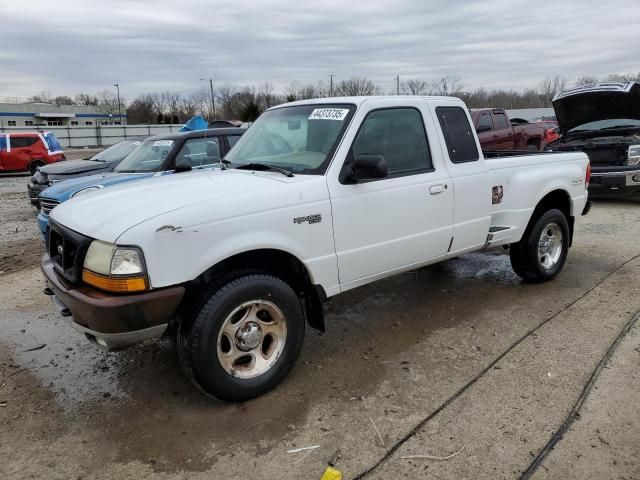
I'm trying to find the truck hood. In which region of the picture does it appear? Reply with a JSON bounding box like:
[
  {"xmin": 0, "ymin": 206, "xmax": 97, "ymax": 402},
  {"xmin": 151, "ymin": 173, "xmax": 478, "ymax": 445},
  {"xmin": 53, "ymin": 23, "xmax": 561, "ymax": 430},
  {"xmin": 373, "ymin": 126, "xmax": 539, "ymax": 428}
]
[
  {"xmin": 50, "ymin": 169, "xmax": 304, "ymax": 243},
  {"xmin": 40, "ymin": 159, "xmax": 112, "ymax": 176},
  {"xmin": 552, "ymin": 82, "xmax": 640, "ymax": 134},
  {"xmin": 40, "ymin": 172, "xmax": 156, "ymax": 202}
]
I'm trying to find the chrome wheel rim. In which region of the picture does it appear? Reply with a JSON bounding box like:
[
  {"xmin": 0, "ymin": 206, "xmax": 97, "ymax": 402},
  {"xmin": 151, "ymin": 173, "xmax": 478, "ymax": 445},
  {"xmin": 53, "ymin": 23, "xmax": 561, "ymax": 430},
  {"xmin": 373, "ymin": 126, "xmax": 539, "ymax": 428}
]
[
  {"xmin": 217, "ymin": 300, "xmax": 287, "ymax": 379},
  {"xmin": 538, "ymin": 222, "xmax": 563, "ymax": 270}
]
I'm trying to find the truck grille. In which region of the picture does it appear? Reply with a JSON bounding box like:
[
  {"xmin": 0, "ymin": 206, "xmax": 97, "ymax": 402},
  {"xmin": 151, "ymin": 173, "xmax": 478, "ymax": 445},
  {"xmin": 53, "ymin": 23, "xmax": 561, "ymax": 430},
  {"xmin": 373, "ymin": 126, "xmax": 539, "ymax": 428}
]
[
  {"xmin": 46, "ymin": 219, "xmax": 92, "ymax": 283},
  {"xmin": 583, "ymin": 146, "xmax": 626, "ymax": 166},
  {"xmin": 39, "ymin": 198, "xmax": 60, "ymax": 216}
]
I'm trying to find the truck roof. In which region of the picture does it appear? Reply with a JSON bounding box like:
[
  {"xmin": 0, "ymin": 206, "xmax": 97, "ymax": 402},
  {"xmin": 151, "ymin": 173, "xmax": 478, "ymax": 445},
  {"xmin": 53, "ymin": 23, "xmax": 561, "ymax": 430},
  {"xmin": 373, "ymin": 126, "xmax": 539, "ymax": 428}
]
[
  {"xmin": 274, "ymin": 95, "xmax": 462, "ymax": 109},
  {"xmin": 146, "ymin": 127, "xmax": 246, "ymax": 141}
]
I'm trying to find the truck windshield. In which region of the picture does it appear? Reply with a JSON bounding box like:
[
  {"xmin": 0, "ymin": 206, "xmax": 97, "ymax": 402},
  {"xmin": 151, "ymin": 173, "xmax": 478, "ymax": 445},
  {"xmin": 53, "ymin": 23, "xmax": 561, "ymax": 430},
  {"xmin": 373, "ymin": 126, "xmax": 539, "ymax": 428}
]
[
  {"xmin": 224, "ymin": 104, "xmax": 355, "ymax": 175},
  {"xmin": 115, "ymin": 139, "xmax": 175, "ymax": 173},
  {"xmin": 92, "ymin": 139, "xmax": 142, "ymax": 163}
]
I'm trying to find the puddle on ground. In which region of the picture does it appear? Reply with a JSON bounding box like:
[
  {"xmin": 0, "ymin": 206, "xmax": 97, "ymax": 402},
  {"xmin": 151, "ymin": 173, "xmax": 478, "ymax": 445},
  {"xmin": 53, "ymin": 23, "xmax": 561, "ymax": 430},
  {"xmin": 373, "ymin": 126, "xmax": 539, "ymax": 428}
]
[{"xmin": 0, "ymin": 251, "xmax": 581, "ymax": 473}]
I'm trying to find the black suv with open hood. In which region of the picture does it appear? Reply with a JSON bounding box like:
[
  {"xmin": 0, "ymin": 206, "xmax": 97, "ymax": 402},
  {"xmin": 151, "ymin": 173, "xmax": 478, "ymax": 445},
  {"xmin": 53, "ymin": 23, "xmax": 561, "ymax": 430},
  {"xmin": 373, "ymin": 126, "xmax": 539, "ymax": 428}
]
[{"xmin": 546, "ymin": 82, "xmax": 640, "ymax": 197}]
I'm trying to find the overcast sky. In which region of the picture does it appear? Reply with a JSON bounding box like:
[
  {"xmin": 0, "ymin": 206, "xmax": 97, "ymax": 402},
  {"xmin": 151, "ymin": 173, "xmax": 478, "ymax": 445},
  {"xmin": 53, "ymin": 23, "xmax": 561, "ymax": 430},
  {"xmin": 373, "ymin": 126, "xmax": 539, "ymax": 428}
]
[{"xmin": 1, "ymin": 0, "xmax": 639, "ymax": 101}]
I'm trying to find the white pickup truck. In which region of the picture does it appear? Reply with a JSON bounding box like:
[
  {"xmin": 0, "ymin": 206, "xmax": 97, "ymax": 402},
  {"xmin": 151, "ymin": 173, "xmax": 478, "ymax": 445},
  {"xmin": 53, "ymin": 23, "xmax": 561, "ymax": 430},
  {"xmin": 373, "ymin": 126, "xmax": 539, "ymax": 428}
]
[{"xmin": 42, "ymin": 96, "xmax": 590, "ymax": 401}]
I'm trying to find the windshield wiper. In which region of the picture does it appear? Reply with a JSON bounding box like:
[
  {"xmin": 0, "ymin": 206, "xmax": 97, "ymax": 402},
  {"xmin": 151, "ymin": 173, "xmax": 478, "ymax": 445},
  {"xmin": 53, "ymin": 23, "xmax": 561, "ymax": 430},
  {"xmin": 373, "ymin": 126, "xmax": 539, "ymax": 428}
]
[{"xmin": 232, "ymin": 162, "xmax": 294, "ymax": 177}]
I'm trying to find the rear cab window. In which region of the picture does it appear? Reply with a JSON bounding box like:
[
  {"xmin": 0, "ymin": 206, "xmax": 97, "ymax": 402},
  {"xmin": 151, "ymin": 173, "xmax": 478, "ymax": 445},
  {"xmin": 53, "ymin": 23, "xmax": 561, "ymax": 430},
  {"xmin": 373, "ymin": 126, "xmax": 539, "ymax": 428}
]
[{"xmin": 435, "ymin": 106, "xmax": 480, "ymax": 163}]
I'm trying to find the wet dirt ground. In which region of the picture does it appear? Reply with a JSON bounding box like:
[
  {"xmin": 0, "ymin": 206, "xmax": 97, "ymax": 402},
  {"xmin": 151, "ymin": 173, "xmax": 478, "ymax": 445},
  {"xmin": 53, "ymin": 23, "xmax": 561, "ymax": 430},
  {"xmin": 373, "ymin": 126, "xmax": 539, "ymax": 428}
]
[{"xmin": 1, "ymin": 167, "xmax": 639, "ymax": 479}]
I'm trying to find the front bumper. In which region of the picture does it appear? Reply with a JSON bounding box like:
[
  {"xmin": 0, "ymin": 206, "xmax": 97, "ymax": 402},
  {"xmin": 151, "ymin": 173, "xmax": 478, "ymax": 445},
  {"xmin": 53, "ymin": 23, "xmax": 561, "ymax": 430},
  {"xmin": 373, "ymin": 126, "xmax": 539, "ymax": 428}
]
[
  {"xmin": 37, "ymin": 211, "xmax": 48, "ymax": 239},
  {"xmin": 589, "ymin": 166, "xmax": 640, "ymax": 197},
  {"xmin": 42, "ymin": 256, "xmax": 185, "ymax": 351},
  {"xmin": 27, "ymin": 182, "xmax": 46, "ymax": 204}
]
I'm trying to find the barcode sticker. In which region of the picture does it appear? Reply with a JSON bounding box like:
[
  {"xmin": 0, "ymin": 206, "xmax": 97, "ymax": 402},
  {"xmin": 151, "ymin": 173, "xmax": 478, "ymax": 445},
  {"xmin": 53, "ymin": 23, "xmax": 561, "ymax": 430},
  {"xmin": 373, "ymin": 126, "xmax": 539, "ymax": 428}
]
[
  {"xmin": 308, "ymin": 108, "xmax": 350, "ymax": 121},
  {"xmin": 152, "ymin": 140, "xmax": 174, "ymax": 147}
]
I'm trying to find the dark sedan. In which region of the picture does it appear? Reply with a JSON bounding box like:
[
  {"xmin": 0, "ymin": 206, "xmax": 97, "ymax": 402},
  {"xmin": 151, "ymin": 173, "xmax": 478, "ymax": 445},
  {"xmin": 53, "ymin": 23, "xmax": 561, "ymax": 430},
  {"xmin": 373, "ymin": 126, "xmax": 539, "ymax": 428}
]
[{"xmin": 27, "ymin": 138, "xmax": 144, "ymax": 206}]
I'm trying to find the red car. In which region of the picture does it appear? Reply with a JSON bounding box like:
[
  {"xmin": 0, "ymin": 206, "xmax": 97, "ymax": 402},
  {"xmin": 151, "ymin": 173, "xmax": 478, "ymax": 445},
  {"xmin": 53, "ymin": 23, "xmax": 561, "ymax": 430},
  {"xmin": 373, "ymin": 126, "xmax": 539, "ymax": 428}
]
[
  {"xmin": 535, "ymin": 121, "xmax": 560, "ymax": 144},
  {"xmin": 0, "ymin": 132, "xmax": 65, "ymax": 174}
]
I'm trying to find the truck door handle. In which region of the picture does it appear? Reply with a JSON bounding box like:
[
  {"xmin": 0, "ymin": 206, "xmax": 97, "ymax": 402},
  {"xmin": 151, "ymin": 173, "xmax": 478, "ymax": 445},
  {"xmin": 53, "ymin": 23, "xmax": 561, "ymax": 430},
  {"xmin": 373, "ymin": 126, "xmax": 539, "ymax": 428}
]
[{"xmin": 429, "ymin": 184, "xmax": 446, "ymax": 195}]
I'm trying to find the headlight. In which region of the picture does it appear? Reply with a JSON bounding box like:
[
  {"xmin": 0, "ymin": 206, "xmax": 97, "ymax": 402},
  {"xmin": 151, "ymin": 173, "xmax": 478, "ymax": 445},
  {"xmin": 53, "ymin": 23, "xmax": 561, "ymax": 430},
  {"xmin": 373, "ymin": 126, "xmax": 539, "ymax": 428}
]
[
  {"xmin": 82, "ymin": 240, "xmax": 148, "ymax": 293},
  {"xmin": 628, "ymin": 145, "xmax": 640, "ymax": 166},
  {"xmin": 71, "ymin": 186, "xmax": 101, "ymax": 198}
]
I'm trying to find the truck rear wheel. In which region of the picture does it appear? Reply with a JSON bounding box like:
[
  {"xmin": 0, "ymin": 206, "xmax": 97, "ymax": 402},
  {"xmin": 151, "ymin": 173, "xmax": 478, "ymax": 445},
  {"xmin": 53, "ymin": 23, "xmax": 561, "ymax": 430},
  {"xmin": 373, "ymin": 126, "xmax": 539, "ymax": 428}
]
[
  {"xmin": 178, "ymin": 274, "xmax": 305, "ymax": 401},
  {"xmin": 509, "ymin": 208, "xmax": 570, "ymax": 283}
]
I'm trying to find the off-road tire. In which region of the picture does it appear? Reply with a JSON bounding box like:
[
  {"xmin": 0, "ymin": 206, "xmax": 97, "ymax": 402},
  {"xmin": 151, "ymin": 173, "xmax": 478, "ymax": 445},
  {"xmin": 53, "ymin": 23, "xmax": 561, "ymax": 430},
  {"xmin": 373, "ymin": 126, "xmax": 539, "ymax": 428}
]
[
  {"xmin": 177, "ymin": 274, "xmax": 305, "ymax": 402},
  {"xmin": 510, "ymin": 208, "xmax": 570, "ymax": 283}
]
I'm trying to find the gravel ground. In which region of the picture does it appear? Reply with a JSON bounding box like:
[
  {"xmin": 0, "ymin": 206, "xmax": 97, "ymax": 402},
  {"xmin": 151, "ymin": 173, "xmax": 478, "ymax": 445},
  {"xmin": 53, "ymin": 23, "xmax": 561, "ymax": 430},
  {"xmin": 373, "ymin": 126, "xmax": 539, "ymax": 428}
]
[
  {"xmin": 0, "ymin": 149, "xmax": 101, "ymax": 275},
  {"xmin": 0, "ymin": 172, "xmax": 639, "ymax": 479}
]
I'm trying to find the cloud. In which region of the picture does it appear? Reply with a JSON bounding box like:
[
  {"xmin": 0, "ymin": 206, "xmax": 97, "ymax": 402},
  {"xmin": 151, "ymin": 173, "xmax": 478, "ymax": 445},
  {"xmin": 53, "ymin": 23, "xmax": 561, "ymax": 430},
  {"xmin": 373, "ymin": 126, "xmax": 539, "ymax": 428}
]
[{"xmin": 1, "ymin": 0, "xmax": 638, "ymax": 99}]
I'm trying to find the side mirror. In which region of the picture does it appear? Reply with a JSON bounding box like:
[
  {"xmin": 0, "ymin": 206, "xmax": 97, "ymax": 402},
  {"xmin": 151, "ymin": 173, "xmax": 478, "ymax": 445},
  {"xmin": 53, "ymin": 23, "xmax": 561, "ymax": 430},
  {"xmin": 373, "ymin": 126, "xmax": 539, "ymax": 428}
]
[
  {"xmin": 349, "ymin": 154, "xmax": 388, "ymax": 182},
  {"xmin": 174, "ymin": 157, "xmax": 192, "ymax": 173},
  {"xmin": 476, "ymin": 124, "xmax": 492, "ymax": 133}
]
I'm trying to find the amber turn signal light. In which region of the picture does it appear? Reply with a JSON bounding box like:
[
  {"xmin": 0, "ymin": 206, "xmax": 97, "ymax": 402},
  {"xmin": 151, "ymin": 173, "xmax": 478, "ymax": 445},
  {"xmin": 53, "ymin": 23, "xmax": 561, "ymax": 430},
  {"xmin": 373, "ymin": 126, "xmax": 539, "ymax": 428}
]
[{"xmin": 82, "ymin": 269, "xmax": 148, "ymax": 293}]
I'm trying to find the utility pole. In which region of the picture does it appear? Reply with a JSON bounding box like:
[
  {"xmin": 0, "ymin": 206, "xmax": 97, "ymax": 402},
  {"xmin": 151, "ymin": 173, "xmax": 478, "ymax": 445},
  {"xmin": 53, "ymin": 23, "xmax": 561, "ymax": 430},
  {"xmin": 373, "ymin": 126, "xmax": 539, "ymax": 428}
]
[
  {"xmin": 329, "ymin": 74, "xmax": 335, "ymax": 97},
  {"xmin": 396, "ymin": 75, "xmax": 400, "ymax": 95},
  {"xmin": 113, "ymin": 83, "xmax": 122, "ymax": 124},
  {"xmin": 201, "ymin": 67, "xmax": 218, "ymax": 120}
]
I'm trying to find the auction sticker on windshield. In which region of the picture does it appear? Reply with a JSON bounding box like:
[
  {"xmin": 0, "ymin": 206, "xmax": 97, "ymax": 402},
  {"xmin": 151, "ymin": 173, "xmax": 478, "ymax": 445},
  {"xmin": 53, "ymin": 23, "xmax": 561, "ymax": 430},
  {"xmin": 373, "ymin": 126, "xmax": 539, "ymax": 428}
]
[
  {"xmin": 152, "ymin": 140, "xmax": 174, "ymax": 147},
  {"xmin": 308, "ymin": 108, "xmax": 350, "ymax": 121}
]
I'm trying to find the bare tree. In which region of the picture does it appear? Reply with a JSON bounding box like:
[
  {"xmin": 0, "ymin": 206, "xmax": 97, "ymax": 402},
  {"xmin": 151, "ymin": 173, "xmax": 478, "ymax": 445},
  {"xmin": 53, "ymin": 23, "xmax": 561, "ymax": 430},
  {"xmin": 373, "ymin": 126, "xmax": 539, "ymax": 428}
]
[
  {"xmin": 74, "ymin": 93, "xmax": 99, "ymax": 106},
  {"xmin": 537, "ymin": 76, "xmax": 568, "ymax": 104},
  {"xmin": 95, "ymin": 90, "xmax": 123, "ymax": 116},
  {"xmin": 126, "ymin": 94, "xmax": 155, "ymax": 124},
  {"xmin": 30, "ymin": 91, "xmax": 52, "ymax": 103},
  {"xmin": 400, "ymin": 79, "xmax": 428, "ymax": 95},
  {"xmin": 53, "ymin": 95, "xmax": 74, "ymax": 106},
  {"xmin": 605, "ymin": 72, "xmax": 640, "ymax": 82},
  {"xmin": 257, "ymin": 82, "xmax": 277, "ymax": 109},
  {"xmin": 216, "ymin": 84, "xmax": 238, "ymax": 119},
  {"xmin": 334, "ymin": 77, "xmax": 380, "ymax": 96},
  {"xmin": 575, "ymin": 76, "xmax": 599, "ymax": 87},
  {"xmin": 429, "ymin": 76, "xmax": 464, "ymax": 96}
]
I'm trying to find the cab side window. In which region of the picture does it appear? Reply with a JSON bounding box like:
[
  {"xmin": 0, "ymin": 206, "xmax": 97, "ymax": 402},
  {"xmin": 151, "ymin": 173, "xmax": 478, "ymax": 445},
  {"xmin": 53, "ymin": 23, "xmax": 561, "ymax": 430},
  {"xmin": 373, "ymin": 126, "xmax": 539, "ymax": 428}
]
[
  {"xmin": 494, "ymin": 112, "xmax": 509, "ymax": 130},
  {"xmin": 351, "ymin": 108, "xmax": 432, "ymax": 176},
  {"xmin": 436, "ymin": 106, "xmax": 480, "ymax": 163},
  {"xmin": 10, "ymin": 136, "xmax": 39, "ymax": 148},
  {"xmin": 477, "ymin": 112, "xmax": 493, "ymax": 131},
  {"xmin": 175, "ymin": 137, "xmax": 221, "ymax": 168}
]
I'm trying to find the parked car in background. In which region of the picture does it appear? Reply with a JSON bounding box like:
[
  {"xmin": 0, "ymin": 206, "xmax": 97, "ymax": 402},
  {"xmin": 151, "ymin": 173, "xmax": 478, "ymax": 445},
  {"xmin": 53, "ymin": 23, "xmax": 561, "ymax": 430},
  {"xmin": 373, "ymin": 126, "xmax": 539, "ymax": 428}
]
[
  {"xmin": 470, "ymin": 108, "xmax": 546, "ymax": 151},
  {"xmin": 536, "ymin": 121, "xmax": 560, "ymax": 144},
  {"xmin": 41, "ymin": 96, "xmax": 589, "ymax": 401},
  {"xmin": 546, "ymin": 82, "xmax": 640, "ymax": 197},
  {"xmin": 208, "ymin": 120, "xmax": 243, "ymax": 128},
  {"xmin": 36, "ymin": 127, "xmax": 246, "ymax": 236},
  {"xmin": 0, "ymin": 132, "xmax": 65, "ymax": 174},
  {"xmin": 27, "ymin": 139, "xmax": 144, "ymax": 206}
]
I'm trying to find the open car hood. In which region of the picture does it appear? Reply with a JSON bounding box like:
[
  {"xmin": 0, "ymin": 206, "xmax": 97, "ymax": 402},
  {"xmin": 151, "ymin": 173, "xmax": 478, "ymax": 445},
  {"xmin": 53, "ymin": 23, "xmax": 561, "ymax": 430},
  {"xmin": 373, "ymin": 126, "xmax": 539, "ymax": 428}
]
[{"xmin": 552, "ymin": 82, "xmax": 640, "ymax": 134}]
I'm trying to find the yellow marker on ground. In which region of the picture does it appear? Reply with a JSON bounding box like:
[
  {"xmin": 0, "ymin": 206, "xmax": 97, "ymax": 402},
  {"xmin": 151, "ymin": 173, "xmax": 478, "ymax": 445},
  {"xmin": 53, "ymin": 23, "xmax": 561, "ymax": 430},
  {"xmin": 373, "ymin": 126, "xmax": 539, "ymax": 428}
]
[{"xmin": 320, "ymin": 466, "xmax": 342, "ymax": 480}]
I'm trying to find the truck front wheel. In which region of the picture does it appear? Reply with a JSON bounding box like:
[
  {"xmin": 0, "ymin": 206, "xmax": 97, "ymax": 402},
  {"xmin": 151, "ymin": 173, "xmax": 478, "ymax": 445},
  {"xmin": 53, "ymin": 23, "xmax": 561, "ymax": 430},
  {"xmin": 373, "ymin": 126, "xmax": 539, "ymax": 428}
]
[
  {"xmin": 178, "ymin": 274, "xmax": 305, "ymax": 401},
  {"xmin": 509, "ymin": 208, "xmax": 570, "ymax": 283}
]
